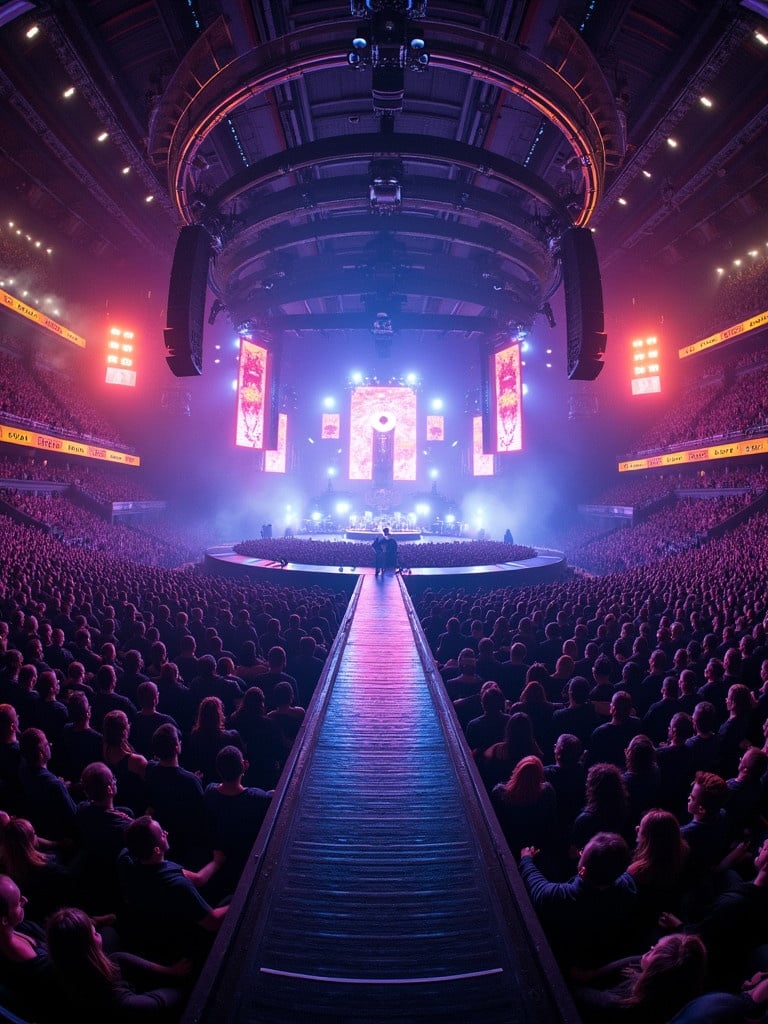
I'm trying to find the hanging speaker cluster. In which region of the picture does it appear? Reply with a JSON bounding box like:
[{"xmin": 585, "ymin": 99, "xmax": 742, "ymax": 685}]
[
  {"xmin": 163, "ymin": 225, "xmax": 211, "ymax": 377},
  {"xmin": 560, "ymin": 226, "xmax": 607, "ymax": 381}
]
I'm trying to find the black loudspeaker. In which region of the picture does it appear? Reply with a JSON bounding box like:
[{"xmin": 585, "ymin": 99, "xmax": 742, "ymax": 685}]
[
  {"xmin": 560, "ymin": 226, "xmax": 607, "ymax": 380},
  {"xmin": 164, "ymin": 225, "xmax": 211, "ymax": 376}
]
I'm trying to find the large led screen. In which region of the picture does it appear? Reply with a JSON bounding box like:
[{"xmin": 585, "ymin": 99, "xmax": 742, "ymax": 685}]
[
  {"xmin": 472, "ymin": 416, "xmax": 494, "ymax": 476},
  {"xmin": 349, "ymin": 386, "xmax": 417, "ymax": 481},
  {"xmin": 493, "ymin": 342, "xmax": 522, "ymax": 452},
  {"xmin": 235, "ymin": 339, "xmax": 269, "ymax": 449},
  {"xmin": 265, "ymin": 413, "xmax": 288, "ymax": 473}
]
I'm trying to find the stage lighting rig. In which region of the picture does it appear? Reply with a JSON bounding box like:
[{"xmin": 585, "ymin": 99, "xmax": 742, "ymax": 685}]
[
  {"xmin": 350, "ymin": 1, "xmax": 427, "ymax": 17},
  {"xmin": 369, "ymin": 159, "xmax": 403, "ymax": 213},
  {"xmin": 370, "ymin": 312, "xmax": 393, "ymax": 358},
  {"xmin": 347, "ymin": 1, "xmax": 430, "ymax": 115}
]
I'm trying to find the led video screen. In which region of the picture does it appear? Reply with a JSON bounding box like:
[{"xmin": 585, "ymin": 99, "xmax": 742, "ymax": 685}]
[
  {"xmin": 235, "ymin": 339, "xmax": 269, "ymax": 449},
  {"xmin": 492, "ymin": 342, "xmax": 523, "ymax": 452},
  {"xmin": 349, "ymin": 385, "xmax": 417, "ymax": 481}
]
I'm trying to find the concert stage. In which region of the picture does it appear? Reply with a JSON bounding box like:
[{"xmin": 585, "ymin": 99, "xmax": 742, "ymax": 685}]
[
  {"xmin": 204, "ymin": 538, "xmax": 567, "ymax": 593},
  {"xmin": 345, "ymin": 529, "xmax": 421, "ymax": 541}
]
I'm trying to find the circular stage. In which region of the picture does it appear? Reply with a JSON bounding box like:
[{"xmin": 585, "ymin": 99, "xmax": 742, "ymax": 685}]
[
  {"xmin": 204, "ymin": 537, "xmax": 567, "ymax": 594},
  {"xmin": 345, "ymin": 530, "xmax": 421, "ymax": 542}
]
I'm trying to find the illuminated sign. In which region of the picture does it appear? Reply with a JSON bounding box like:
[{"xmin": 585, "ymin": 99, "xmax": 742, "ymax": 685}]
[
  {"xmin": 321, "ymin": 413, "xmax": 340, "ymax": 439},
  {"xmin": 0, "ymin": 420, "xmax": 140, "ymax": 465},
  {"xmin": 235, "ymin": 339, "xmax": 269, "ymax": 449},
  {"xmin": 618, "ymin": 434, "xmax": 768, "ymax": 472},
  {"xmin": 106, "ymin": 327, "xmax": 135, "ymax": 386},
  {"xmin": 492, "ymin": 343, "xmax": 523, "ymax": 452},
  {"xmin": 426, "ymin": 415, "xmax": 444, "ymax": 441},
  {"xmin": 265, "ymin": 413, "xmax": 288, "ymax": 473},
  {"xmin": 349, "ymin": 386, "xmax": 417, "ymax": 481},
  {"xmin": 679, "ymin": 309, "xmax": 768, "ymax": 359},
  {"xmin": 631, "ymin": 375, "xmax": 661, "ymax": 395},
  {"xmin": 472, "ymin": 415, "xmax": 494, "ymax": 476},
  {"xmin": 105, "ymin": 367, "xmax": 137, "ymax": 387},
  {"xmin": 0, "ymin": 287, "xmax": 86, "ymax": 347},
  {"xmin": 630, "ymin": 336, "xmax": 662, "ymax": 394}
]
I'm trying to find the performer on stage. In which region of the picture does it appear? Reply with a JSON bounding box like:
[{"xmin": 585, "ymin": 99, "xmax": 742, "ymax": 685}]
[{"xmin": 373, "ymin": 527, "xmax": 398, "ymax": 576}]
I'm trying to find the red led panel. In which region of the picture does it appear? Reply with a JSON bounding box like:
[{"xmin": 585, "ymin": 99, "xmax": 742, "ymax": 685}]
[
  {"xmin": 493, "ymin": 343, "xmax": 522, "ymax": 452},
  {"xmin": 235, "ymin": 339, "xmax": 269, "ymax": 449}
]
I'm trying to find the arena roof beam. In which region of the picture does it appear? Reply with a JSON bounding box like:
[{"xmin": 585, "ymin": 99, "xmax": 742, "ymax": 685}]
[{"xmin": 148, "ymin": 20, "xmax": 622, "ymax": 229}]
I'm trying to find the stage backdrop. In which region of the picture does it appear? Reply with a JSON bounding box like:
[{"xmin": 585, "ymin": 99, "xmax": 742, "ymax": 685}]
[{"xmin": 349, "ymin": 385, "xmax": 417, "ymax": 481}]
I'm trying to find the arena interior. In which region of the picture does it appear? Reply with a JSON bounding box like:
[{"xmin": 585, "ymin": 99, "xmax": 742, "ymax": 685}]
[{"xmin": 1, "ymin": 2, "xmax": 768, "ymax": 1022}]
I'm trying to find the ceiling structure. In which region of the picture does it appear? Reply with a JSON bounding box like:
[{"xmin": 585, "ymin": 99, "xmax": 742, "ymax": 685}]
[{"xmin": 1, "ymin": 0, "xmax": 768, "ymax": 372}]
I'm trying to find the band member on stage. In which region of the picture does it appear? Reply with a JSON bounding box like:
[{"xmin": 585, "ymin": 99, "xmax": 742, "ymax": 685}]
[{"xmin": 373, "ymin": 527, "xmax": 398, "ymax": 576}]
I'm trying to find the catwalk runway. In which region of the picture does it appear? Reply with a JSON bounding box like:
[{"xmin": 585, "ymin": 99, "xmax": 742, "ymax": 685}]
[{"xmin": 183, "ymin": 573, "xmax": 578, "ymax": 1024}]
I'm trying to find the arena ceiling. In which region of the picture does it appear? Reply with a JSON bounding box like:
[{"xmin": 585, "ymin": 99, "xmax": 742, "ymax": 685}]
[{"xmin": 1, "ymin": 0, "xmax": 768, "ymax": 356}]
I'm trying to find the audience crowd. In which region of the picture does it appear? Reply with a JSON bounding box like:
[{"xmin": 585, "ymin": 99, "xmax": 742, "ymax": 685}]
[
  {"xmin": 631, "ymin": 359, "xmax": 768, "ymax": 455},
  {"xmin": 0, "ymin": 513, "xmax": 353, "ymax": 1021},
  {"xmin": 234, "ymin": 536, "xmax": 536, "ymax": 568},
  {"xmin": 0, "ymin": 492, "xmax": 194, "ymax": 569},
  {"xmin": 410, "ymin": 499, "xmax": 768, "ymax": 1020},
  {"xmin": 690, "ymin": 254, "xmax": 768, "ymax": 343},
  {"xmin": 565, "ymin": 492, "xmax": 762, "ymax": 575},
  {"xmin": 0, "ymin": 467, "xmax": 768, "ymax": 1018},
  {"xmin": 2, "ymin": 262, "xmax": 768, "ymax": 1019},
  {"xmin": 0, "ymin": 346, "xmax": 125, "ymax": 450},
  {"xmin": 592, "ymin": 464, "xmax": 766, "ymax": 509},
  {"xmin": 0, "ymin": 232, "xmax": 61, "ymax": 294}
]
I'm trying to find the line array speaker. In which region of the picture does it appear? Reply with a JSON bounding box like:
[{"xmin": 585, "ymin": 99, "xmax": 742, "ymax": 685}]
[
  {"xmin": 164, "ymin": 225, "xmax": 211, "ymax": 377},
  {"xmin": 560, "ymin": 226, "xmax": 607, "ymax": 381}
]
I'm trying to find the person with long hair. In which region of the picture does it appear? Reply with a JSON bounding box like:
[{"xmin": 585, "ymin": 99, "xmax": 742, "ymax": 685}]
[
  {"xmin": 183, "ymin": 696, "xmax": 243, "ymax": 787},
  {"xmin": 622, "ymin": 734, "xmax": 662, "ymax": 827},
  {"xmin": 491, "ymin": 755, "xmax": 556, "ymax": 857},
  {"xmin": 506, "ymin": 676, "xmax": 560, "ymax": 760},
  {"xmin": 0, "ymin": 874, "xmax": 53, "ymax": 1023},
  {"xmin": 0, "ymin": 816, "xmax": 76, "ymax": 924},
  {"xmin": 46, "ymin": 905, "xmax": 190, "ymax": 1022},
  {"xmin": 102, "ymin": 709, "xmax": 148, "ymax": 817},
  {"xmin": 480, "ymin": 712, "xmax": 543, "ymax": 791},
  {"xmin": 572, "ymin": 933, "xmax": 707, "ymax": 1023},
  {"xmin": 571, "ymin": 762, "xmax": 632, "ymax": 858},
  {"xmin": 628, "ymin": 808, "xmax": 691, "ymax": 941}
]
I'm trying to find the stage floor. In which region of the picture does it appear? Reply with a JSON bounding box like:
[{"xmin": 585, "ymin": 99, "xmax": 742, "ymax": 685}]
[{"xmin": 205, "ymin": 536, "xmax": 565, "ymax": 579}]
